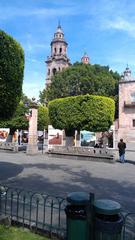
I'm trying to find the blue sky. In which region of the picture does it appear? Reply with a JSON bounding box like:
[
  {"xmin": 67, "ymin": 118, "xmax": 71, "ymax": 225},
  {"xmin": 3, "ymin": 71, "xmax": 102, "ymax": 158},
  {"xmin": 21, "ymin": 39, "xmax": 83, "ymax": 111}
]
[{"xmin": 1, "ymin": 0, "xmax": 135, "ymax": 99}]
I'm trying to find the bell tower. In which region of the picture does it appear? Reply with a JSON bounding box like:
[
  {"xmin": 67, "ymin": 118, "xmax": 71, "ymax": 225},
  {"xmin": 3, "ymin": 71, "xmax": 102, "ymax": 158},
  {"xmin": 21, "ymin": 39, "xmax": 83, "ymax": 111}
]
[{"xmin": 45, "ymin": 23, "xmax": 70, "ymax": 87}]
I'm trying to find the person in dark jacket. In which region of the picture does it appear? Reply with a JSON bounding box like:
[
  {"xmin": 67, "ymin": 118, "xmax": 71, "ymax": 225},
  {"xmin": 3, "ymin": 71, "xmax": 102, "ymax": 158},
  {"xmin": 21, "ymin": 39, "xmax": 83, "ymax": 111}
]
[{"xmin": 118, "ymin": 139, "xmax": 126, "ymax": 163}]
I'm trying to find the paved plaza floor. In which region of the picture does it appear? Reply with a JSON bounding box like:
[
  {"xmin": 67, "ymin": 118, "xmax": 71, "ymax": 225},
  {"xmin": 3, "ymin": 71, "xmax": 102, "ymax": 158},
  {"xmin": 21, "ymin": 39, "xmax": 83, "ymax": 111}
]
[{"xmin": 0, "ymin": 151, "xmax": 134, "ymax": 213}]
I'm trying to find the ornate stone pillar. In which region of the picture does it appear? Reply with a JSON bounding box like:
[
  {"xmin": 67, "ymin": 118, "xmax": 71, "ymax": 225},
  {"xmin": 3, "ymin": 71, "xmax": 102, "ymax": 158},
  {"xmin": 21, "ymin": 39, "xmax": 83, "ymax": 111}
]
[{"xmin": 27, "ymin": 101, "xmax": 38, "ymax": 155}]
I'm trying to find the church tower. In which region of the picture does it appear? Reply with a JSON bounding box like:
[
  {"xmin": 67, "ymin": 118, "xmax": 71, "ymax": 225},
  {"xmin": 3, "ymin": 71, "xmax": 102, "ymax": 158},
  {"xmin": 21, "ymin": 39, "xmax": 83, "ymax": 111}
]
[
  {"xmin": 81, "ymin": 52, "xmax": 90, "ymax": 64},
  {"xmin": 45, "ymin": 23, "xmax": 70, "ymax": 87}
]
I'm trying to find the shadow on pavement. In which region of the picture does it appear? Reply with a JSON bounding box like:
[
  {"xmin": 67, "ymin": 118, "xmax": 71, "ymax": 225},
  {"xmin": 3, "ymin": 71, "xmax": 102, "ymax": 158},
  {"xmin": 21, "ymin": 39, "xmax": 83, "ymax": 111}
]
[
  {"xmin": 116, "ymin": 159, "xmax": 135, "ymax": 165},
  {"xmin": 3, "ymin": 162, "xmax": 135, "ymax": 213},
  {"xmin": 0, "ymin": 162, "xmax": 23, "ymax": 180},
  {"xmin": 126, "ymin": 160, "xmax": 135, "ymax": 165}
]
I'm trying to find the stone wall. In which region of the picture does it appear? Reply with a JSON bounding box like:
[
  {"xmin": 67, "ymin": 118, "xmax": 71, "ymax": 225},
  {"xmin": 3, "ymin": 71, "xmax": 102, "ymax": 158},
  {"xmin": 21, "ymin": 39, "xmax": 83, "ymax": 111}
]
[{"xmin": 48, "ymin": 146, "xmax": 115, "ymax": 163}]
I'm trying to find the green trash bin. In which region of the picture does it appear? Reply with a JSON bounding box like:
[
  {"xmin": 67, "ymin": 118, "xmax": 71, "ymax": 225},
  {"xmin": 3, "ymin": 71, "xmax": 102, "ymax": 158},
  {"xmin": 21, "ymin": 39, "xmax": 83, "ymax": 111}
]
[
  {"xmin": 65, "ymin": 192, "xmax": 90, "ymax": 240},
  {"xmin": 94, "ymin": 199, "xmax": 124, "ymax": 240}
]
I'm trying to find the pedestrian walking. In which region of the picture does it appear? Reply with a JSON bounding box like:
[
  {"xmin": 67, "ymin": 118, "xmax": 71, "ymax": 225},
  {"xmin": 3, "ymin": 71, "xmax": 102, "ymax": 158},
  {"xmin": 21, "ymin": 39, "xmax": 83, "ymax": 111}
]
[{"xmin": 118, "ymin": 139, "xmax": 126, "ymax": 163}]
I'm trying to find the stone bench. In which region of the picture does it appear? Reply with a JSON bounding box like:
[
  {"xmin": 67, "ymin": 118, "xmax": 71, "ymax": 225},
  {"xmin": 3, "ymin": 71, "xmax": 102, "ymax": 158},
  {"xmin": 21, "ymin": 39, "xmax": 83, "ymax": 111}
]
[{"xmin": 0, "ymin": 142, "xmax": 18, "ymax": 152}]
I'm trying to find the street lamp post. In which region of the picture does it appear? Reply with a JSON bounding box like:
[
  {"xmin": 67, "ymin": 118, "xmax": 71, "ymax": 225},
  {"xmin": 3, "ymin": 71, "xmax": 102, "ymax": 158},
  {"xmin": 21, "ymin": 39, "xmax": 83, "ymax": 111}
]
[{"xmin": 26, "ymin": 97, "xmax": 38, "ymax": 155}]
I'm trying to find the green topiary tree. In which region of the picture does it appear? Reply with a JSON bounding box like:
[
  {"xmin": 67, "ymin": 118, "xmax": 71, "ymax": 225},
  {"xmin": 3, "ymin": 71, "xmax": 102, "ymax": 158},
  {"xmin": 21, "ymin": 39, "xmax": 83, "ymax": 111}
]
[
  {"xmin": 0, "ymin": 30, "xmax": 24, "ymax": 120},
  {"xmin": 38, "ymin": 105, "xmax": 50, "ymax": 131},
  {"xmin": 49, "ymin": 94, "xmax": 115, "ymax": 136}
]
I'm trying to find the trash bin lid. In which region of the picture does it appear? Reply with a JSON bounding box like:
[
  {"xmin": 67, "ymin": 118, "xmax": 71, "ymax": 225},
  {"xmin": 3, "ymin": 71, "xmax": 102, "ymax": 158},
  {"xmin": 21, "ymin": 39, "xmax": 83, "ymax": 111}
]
[
  {"xmin": 94, "ymin": 199, "xmax": 121, "ymax": 215},
  {"xmin": 67, "ymin": 192, "xmax": 89, "ymax": 205}
]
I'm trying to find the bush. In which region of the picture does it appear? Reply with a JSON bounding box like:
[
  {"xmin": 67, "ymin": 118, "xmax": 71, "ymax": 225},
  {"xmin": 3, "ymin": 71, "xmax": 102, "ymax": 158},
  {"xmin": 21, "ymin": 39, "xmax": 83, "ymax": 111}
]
[{"xmin": 49, "ymin": 94, "xmax": 115, "ymax": 136}]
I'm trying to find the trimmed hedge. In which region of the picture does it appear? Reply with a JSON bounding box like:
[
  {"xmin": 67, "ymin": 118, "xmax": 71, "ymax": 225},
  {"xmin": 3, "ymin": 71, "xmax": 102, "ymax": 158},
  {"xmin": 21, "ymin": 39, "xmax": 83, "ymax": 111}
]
[
  {"xmin": 48, "ymin": 94, "xmax": 115, "ymax": 136},
  {"xmin": 0, "ymin": 30, "xmax": 24, "ymax": 120},
  {"xmin": 38, "ymin": 105, "xmax": 50, "ymax": 130}
]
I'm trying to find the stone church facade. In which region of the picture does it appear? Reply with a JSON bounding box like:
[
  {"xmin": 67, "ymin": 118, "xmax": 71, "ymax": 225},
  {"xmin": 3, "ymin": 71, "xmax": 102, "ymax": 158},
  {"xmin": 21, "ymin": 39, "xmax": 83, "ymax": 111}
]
[{"xmin": 118, "ymin": 66, "xmax": 135, "ymax": 149}]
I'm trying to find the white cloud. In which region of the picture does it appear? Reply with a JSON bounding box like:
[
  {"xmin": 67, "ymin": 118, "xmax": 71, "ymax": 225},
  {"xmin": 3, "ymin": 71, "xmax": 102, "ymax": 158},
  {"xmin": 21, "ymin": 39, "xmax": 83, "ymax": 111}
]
[
  {"xmin": 0, "ymin": 5, "xmax": 81, "ymax": 21},
  {"xmin": 102, "ymin": 17, "xmax": 135, "ymax": 38},
  {"xmin": 27, "ymin": 58, "xmax": 41, "ymax": 63},
  {"xmin": 20, "ymin": 32, "xmax": 50, "ymax": 54},
  {"xmin": 24, "ymin": 42, "xmax": 49, "ymax": 53},
  {"xmin": 84, "ymin": 0, "xmax": 135, "ymax": 39}
]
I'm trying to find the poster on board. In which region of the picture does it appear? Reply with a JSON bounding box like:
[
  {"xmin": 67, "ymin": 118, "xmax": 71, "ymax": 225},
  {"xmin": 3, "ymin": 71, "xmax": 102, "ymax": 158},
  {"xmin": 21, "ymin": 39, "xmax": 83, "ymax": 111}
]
[
  {"xmin": 0, "ymin": 128, "xmax": 10, "ymax": 142},
  {"xmin": 80, "ymin": 130, "xmax": 96, "ymax": 147},
  {"xmin": 0, "ymin": 128, "xmax": 18, "ymax": 143},
  {"xmin": 48, "ymin": 125, "xmax": 63, "ymax": 149}
]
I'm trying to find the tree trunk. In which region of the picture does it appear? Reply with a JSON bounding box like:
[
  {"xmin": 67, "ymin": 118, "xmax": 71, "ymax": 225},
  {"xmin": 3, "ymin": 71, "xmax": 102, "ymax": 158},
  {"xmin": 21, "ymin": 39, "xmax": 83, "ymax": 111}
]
[
  {"xmin": 6, "ymin": 128, "xmax": 15, "ymax": 142},
  {"xmin": 65, "ymin": 136, "xmax": 74, "ymax": 146},
  {"xmin": 76, "ymin": 133, "xmax": 80, "ymax": 147}
]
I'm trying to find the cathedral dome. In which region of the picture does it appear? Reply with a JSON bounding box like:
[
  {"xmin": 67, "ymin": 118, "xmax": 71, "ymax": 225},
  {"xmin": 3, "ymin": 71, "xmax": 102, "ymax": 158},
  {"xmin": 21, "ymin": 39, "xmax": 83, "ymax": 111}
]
[
  {"xmin": 121, "ymin": 65, "xmax": 133, "ymax": 82},
  {"xmin": 51, "ymin": 23, "xmax": 67, "ymax": 45},
  {"xmin": 81, "ymin": 52, "xmax": 90, "ymax": 64},
  {"xmin": 56, "ymin": 25, "xmax": 63, "ymax": 34}
]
